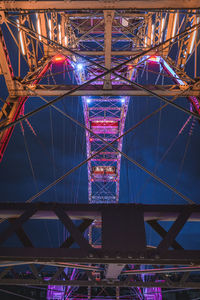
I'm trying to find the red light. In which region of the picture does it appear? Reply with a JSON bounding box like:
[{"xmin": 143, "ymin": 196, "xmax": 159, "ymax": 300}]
[
  {"xmin": 148, "ymin": 56, "xmax": 160, "ymax": 63},
  {"xmin": 89, "ymin": 138, "xmax": 93, "ymax": 142},
  {"xmin": 53, "ymin": 55, "xmax": 66, "ymax": 63}
]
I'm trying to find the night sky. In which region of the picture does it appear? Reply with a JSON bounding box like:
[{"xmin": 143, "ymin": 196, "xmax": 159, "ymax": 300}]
[{"xmin": 0, "ymin": 21, "xmax": 200, "ymax": 250}]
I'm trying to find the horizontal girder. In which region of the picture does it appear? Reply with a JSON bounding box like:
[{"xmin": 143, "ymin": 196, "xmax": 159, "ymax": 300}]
[
  {"xmin": 0, "ymin": 202, "xmax": 199, "ymax": 221},
  {"xmin": 0, "ymin": 203, "xmax": 199, "ymax": 266},
  {"xmin": 12, "ymin": 85, "xmax": 200, "ymax": 97},
  {"xmin": 1, "ymin": 1, "xmax": 200, "ymax": 10},
  {"xmin": 0, "ymin": 279, "xmax": 199, "ymax": 289}
]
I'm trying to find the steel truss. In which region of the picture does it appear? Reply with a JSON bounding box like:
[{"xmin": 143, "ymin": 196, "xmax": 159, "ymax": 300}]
[
  {"xmin": 0, "ymin": 203, "xmax": 199, "ymax": 289},
  {"xmin": 0, "ymin": 3, "xmax": 200, "ymax": 299}
]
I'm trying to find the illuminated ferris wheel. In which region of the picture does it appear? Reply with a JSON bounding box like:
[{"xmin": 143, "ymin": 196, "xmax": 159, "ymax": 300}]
[{"xmin": 0, "ymin": 2, "xmax": 200, "ymax": 299}]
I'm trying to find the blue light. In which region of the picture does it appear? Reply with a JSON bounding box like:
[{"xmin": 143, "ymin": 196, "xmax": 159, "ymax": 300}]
[
  {"xmin": 77, "ymin": 63, "xmax": 83, "ymax": 71},
  {"xmin": 86, "ymin": 98, "xmax": 91, "ymax": 104},
  {"xmin": 121, "ymin": 98, "xmax": 125, "ymax": 104}
]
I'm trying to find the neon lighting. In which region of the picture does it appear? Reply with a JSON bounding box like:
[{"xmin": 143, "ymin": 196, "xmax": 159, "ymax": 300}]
[
  {"xmin": 47, "ymin": 285, "xmax": 65, "ymax": 300},
  {"xmin": 151, "ymin": 24, "xmax": 155, "ymax": 45},
  {"xmin": 17, "ymin": 20, "xmax": 25, "ymax": 55},
  {"xmin": 148, "ymin": 56, "xmax": 160, "ymax": 63},
  {"xmin": 58, "ymin": 24, "xmax": 61, "ymax": 44},
  {"xmin": 144, "ymin": 287, "xmax": 162, "ymax": 300},
  {"xmin": 162, "ymin": 58, "xmax": 185, "ymax": 86},
  {"xmin": 48, "ymin": 19, "xmax": 52, "ymax": 40}
]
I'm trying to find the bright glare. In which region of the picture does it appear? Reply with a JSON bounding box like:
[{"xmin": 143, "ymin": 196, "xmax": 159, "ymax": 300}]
[
  {"xmin": 77, "ymin": 63, "xmax": 83, "ymax": 71},
  {"xmin": 121, "ymin": 98, "xmax": 125, "ymax": 103},
  {"xmin": 86, "ymin": 98, "xmax": 91, "ymax": 103}
]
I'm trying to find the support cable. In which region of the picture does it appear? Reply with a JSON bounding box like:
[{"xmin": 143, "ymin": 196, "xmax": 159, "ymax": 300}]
[{"xmin": 25, "ymin": 94, "xmax": 194, "ymax": 204}]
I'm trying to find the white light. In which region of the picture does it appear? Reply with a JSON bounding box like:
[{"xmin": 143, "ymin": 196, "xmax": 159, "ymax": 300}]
[
  {"xmin": 172, "ymin": 13, "xmax": 178, "ymax": 39},
  {"xmin": 163, "ymin": 60, "xmax": 185, "ymax": 86},
  {"xmin": 86, "ymin": 98, "xmax": 91, "ymax": 103},
  {"xmin": 48, "ymin": 19, "xmax": 52, "ymax": 40},
  {"xmin": 121, "ymin": 98, "xmax": 125, "ymax": 103},
  {"xmin": 151, "ymin": 24, "xmax": 155, "ymax": 45},
  {"xmin": 58, "ymin": 24, "xmax": 61, "ymax": 44},
  {"xmin": 17, "ymin": 19, "xmax": 25, "ymax": 55},
  {"xmin": 189, "ymin": 17, "xmax": 199, "ymax": 54},
  {"xmin": 77, "ymin": 63, "xmax": 83, "ymax": 71},
  {"xmin": 37, "ymin": 16, "xmax": 41, "ymax": 41}
]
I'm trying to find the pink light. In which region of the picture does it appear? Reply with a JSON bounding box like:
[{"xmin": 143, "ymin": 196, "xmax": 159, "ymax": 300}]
[{"xmin": 148, "ymin": 56, "xmax": 160, "ymax": 63}]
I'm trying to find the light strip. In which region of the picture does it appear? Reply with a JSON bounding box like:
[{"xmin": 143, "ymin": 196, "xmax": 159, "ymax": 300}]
[
  {"xmin": 36, "ymin": 14, "xmax": 41, "ymax": 41},
  {"xmin": 172, "ymin": 13, "xmax": 178, "ymax": 39},
  {"xmin": 58, "ymin": 24, "xmax": 61, "ymax": 44},
  {"xmin": 48, "ymin": 19, "xmax": 51, "ymax": 40},
  {"xmin": 160, "ymin": 17, "xmax": 165, "ymax": 42},
  {"xmin": 151, "ymin": 24, "xmax": 155, "ymax": 45},
  {"xmin": 17, "ymin": 19, "xmax": 25, "ymax": 55}
]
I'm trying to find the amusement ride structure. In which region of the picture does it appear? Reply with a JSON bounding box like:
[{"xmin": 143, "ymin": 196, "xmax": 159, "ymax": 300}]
[{"xmin": 0, "ymin": 1, "xmax": 200, "ymax": 299}]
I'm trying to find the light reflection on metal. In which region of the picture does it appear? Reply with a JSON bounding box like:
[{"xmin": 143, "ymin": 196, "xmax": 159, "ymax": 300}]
[
  {"xmin": 172, "ymin": 12, "xmax": 178, "ymax": 40},
  {"xmin": 36, "ymin": 13, "xmax": 41, "ymax": 41},
  {"xmin": 17, "ymin": 19, "xmax": 25, "ymax": 55}
]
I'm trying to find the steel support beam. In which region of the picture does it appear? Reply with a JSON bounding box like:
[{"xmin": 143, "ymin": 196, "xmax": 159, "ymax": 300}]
[
  {"xmin": 13, "ymin": 85, "xmax": 200, "ymax": 97},
  {"xmin": 1, "ymin": 1, "xmax": 200, "ymax": 10},
  {"xmin": 0, "ymin": 203, "xmax": 200, "ymax": 221},
  {"xmin": 0, "ymin": 203, "xmax": 198, "ymax": 265},
  {"xmin": 0, "ymin": 278, "xmax": 199, "ymax": 289}
]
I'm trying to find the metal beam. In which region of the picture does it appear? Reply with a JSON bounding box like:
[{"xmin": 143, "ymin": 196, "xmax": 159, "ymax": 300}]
[
  {"xmin": 0, "ymin": 278, "xmax": 199, "ymax": 288},
  {"xmin": 1, "ymin": 1, "xmax": 200, "ymax": 10},
  {"xmin": 13, "ymin": 85, "xmax": 200, "ymax": 97},
  {"xmin": 103, "ymin": 10, "xmax": 114, "ymax": 89},
  {"xmin": 0, "ymin": 204, "xmax": 199, "ymax": 265},
  {"xmin": 0, "ymin": 203, "xmax": 200, "ymax": 221}
]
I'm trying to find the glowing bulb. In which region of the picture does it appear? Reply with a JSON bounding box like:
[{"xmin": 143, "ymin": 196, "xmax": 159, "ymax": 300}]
[
  {"xmin": 121, "ymin": 98, "xmax": 125, "ymax": 103},
  {"xmin": 77, "ymin": 63, "xmax": 83, "ymax": 71},
  {"xmin": 53, "ymin": 55, "xmax": 65, "ymax": 63},
  {"xmin": 86, "ymin": 98, "xmax": 91, "ymax": 104}
]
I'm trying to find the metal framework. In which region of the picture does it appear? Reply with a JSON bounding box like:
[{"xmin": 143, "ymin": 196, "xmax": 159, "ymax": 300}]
[
  {"xmin": 0, "ymin": 1, "xmax": 200, "ymax": 299},
  {"xmin": 0, "ymin": 203, "xmax": 199, "ymax": 289}
]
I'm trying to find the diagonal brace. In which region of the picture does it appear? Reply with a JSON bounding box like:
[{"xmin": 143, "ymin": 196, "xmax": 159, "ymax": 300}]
[
  {"xmin": 54, "ymin": 206, "xmax": 93, "ymax": 252},
  {"xmin": 0, "ymin": 206, "xmax": 37, "ymax": 246},
  {"xmin": 157, "ymin": 207, "xmax": 192, "ymax": 252},
  {"xmin": 60, "ymin": 218, "xmax": 93, "ymax": 248},
  {"xmin": 147, "ymin": 220, "xmax": 183, "ymax": 250},
  {"xmin": 8, "ymin": 218, "xmax": 34, "ymax": 248}
]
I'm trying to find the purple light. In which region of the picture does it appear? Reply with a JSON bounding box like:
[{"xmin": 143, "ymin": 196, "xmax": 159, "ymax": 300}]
[{"xmin": 47, "ymin": 285, "xmax": 65, "ymax": 300}]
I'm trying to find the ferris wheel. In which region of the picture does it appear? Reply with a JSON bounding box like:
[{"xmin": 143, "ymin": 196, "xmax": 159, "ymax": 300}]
[{"xmin": 0, "ymin": 2, "xmax": 200, "ymax": 299}]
